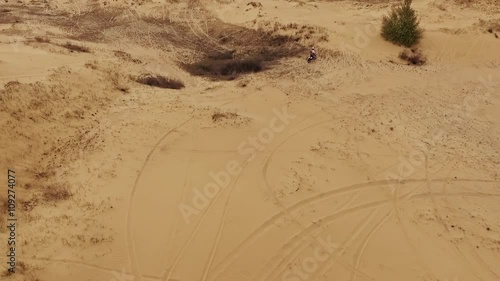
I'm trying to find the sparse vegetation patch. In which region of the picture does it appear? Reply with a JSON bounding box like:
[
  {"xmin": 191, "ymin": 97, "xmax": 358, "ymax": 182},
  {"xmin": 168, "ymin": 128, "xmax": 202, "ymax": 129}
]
[
  {"xmin": 136, "ymin": 74, "xmax": 185, "ymax": 89},
  {"xmin": 399, "ymin": 48, "xmax": 426, "ymax": 65}
]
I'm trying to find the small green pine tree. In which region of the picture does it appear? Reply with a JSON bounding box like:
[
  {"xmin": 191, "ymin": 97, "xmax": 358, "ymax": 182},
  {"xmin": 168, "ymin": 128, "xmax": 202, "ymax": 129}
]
[{"xmin": 381, "ymin": 0, "xmax": 423, "ymax": 47}]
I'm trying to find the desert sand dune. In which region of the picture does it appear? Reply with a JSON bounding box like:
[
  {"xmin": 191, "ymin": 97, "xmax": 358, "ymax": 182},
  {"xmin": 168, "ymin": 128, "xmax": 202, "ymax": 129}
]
[{"xmin": 0, "ymin": 0, "xmax": 499, "ymax": 280}]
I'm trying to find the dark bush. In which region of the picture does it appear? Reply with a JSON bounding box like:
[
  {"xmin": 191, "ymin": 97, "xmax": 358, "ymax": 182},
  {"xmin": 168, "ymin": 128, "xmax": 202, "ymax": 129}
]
[
  {"xmin": 136, "ymin": 74, "xmax": 185, "ymax": 89},
  {"xmin": 399, "ymin": 48, "xmax": 426, "ymax": 65},
  {"xmin": 60, "ymin": 42, "xmax": 91, "ymax": 53},
  {"xmin": 381, "ymin": 0, "xmax": 423, "ymax": 47},
  {"xmin": 34, "ymin": 36, "xmax": 50, "ymax": 43},
  {"xmin": 185, "ymin": 58, "xmax": 263, "ymax": 80},
  {"xmin": 42, "ymin": 183, "xmax": 72, "ymax": 202}
]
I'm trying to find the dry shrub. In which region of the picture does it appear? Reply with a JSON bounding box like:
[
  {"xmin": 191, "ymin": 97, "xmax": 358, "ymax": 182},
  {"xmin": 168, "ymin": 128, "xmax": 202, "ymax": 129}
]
[
  {"xmin": 60, "ymin": 42, "xmax": 91, "ymax": 53},
  {"xmin": 85, "ymin": 61, "xmax": 98, "ymax": 70},
  {"xmin": 113, "ymin": 50, "xmax": 142, "ymax": 63},
  {"xmin": 185, "ymin": 58, "xmax": 263, "ymax": 80},
  {"xmin": 0, "ymin": 7, "xmax": 21, "ymax": 24},
  {"xmin": 399, "ymin": 48, "xmax": 426, "ymax": 65},
  {"xmin": 237, "ymin": 80, "xmax": 248, "ymax": 87},
  {"xmin": 34, "ymin": 169, "xmax": 56, "ymax": 181},
  {"xmin": 42, "ymin": 183, "xmax": 72, "ymax": 202},
  {"xmin": 136, "ymin": 74, "xmax": 185, "ymax": 89},
  {"xmin": 108, "ymin": 71, "xmax": 130, "ymax": 93},
  {"xmin": 212, "ymin": 111, "xmax": 239, "ymax": 122},
  {"xmin": 20, "ymin": 196, "xmax": 38, "ymax": 212},
  {"xmin": 247, "ymin": 1, "xmax": 263, "ymax": 7},
  {"xmin": 34, "ymin": 36, "xmax": 50, "ymax": 43}
]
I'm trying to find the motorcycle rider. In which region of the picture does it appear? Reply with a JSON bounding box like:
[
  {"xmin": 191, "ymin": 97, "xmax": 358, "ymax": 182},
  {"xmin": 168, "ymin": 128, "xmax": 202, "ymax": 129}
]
[{"xmin": 310, "ymin": 47, "xmax": 316, "ymax": 59}]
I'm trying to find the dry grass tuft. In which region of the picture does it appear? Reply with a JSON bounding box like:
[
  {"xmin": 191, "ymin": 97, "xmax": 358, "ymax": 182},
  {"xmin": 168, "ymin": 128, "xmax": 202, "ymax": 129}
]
[
  {"xmin": 212, "ymin": 111, "xmax": 239, "ymax": 122},
  {"xmin": 42, "ymin": 183, "xmax": 72, "ymax": 202},
  {"xmin": 136, "ymin": 74, "xmax": 185, "ymax": 89},
  {"xmin": 399, "ymin": 48, "xmax": 426, "ymax": 65},
  {"xmin": 52, "ymin": 8, "xmax": 126, "ymax": 41},
  {"xmin": 20, "ymin": 196, "xmax": 38, "ymax": 212},
  {"xmin": 60, "ymin": 42, "xmax": 91, "ymax": 53},
  {"xmin": 34, "ymin": 36, "xmax": 50, "ymax": 43},
  {"xmin": 247, "ymin": 1, "xmax": 263, "ymax": 7},
  {"xmin": 113, "ymin": 50, "xmax": 142, "ymax": 64},
  {"xmin": 108, "ymin": 71, "xmax": 130, "ymax": 93},
  {"xmin": 184, "ymin": 58, "xmax": 263, "ymax": 80}
]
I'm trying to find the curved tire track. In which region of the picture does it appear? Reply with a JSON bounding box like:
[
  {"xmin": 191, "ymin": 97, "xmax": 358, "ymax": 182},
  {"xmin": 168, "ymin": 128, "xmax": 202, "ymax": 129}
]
[
  {"xmin": 208, "ymin": 177, "xmax": 497, "ymax": 280},
  {"xmin": 127, "ymin": 117, "xmax": 195, "ymax": 281}
]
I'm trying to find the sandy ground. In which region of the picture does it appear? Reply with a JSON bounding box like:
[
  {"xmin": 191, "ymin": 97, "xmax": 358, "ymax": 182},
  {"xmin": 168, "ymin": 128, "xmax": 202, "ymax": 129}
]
[{"xmin": 0, "ymin": 0, "xmax": 500, "ymax": 280}]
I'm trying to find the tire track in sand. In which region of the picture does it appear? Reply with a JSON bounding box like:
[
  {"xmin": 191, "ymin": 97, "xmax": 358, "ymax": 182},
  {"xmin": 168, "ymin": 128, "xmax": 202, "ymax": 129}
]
[
  {"xmin": 263, "ymin": 183, "xmax": 424, "ymax": 281},
  {"xmin": 159, "ymin": 135, "xmax": 258, "ymax": 281},
  {"xmin": 199, "ymin": 110, "xmax": 356, "ymax": 281},
  {"xmin": 351, "ymin": 212, "xmax": 393, "ymax": 281},
  {"xmin": 208, "ymin": 177, "xmax": 496, "ymax": 281},
  {"xmin": 313, "ymin": 183, "xmax": 500, "ymax": 281},
  {"xmin": 164, "ymin": 103, "xmax": 337, "ymax": 281},
  {"xmin": 162, "ymin": 106, "xmax": 336, "ymax": 281},
  {"xmin": 421, "ymin": 157, "xmax": 485, "ymax": 281},
  {"xmin": 433, "ymin": 159, "xmax": 500, "ymax": 280},
  {"xmin": 263, "ymin": 156, "xmax": 441, "ymax": 281},
  {"xmin": 260, "ymin": 106, "xmax": 389, "ymax": 281},
  {"xmin": 389, "ymin": 156, "xmax": 452, "ymax": 281},
  {"xmin": 257, "ymin": 192, "xmax": 362, "ymax": 281},
  {"xmin": 265, "ymin": 181, "xmax": 485, "ymax": 281},
  {"xmin": 262, "ymin": 210, "xmax": 382, "ymax": 281},
  {"xmin": 165, "ymin": 120, "xmax": 198, "ymax": 267},
  {"xmin": 127, "ymin": 117, "xmax": 195, "ymax": 281}
]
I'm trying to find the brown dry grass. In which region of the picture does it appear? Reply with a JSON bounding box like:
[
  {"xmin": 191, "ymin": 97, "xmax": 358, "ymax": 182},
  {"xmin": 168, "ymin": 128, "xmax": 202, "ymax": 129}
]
[
  {"xmin": 51, "ymin": 8, "xmax": 126, "ymax": 41},
  {"xmin": 259, "ymin": 21, "xmax": 330, "ymax": 44},
  {"xmin": 141, "ymin": 10, "xmax": 304, "ymax": 80},
  {"xmin": 212, "ymin": 111, "xmax": 239, "ymax": 122},
  {"xmin": 60, "ymin": 42, "xmax": 91, "ymax": 53},
  {"xmin": 40, "ymin": 5, "xmax": 304, "ymax": 80},
  {"xmin": 247, "ymin": 1, "xmax": 263, "ymax": 8},
  {"xmin": 455, "ymin": 0, "xmax": 500, "ymax": 7},
  {"xmin": 113, "ymin": 50, "xmax": 142, "ymax": 63},
  {"xmin": 399, "ymin": 48, "xmax": 426, "ymax": 65},
  {"xmin": 184, "ymin": 58, "xmax": 263, "ymax": 80},
  {"xmin": 136, "ymin": 74, "xmax": 185, "ymax": 89},
  {"xmin": 0, "ymin": 6, "xmax": 21, "ymax": 24},
  {"xmin": 42, "ymin": 182, "xmax": 72, "ymax": 202},
  {"xmin": 34, "ymin": 36, "xmax": 51, "ymax": 43}
]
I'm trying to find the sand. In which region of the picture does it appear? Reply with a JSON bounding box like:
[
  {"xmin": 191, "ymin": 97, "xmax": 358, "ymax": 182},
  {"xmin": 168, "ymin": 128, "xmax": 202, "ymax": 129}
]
[{"xmin": 0, "ymin": 0, "xmax": 499, "ymax": 280}]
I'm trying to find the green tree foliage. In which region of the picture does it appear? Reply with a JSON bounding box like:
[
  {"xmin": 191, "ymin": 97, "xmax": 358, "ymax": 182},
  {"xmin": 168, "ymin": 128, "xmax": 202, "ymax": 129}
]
[{"xmin": 381, "ymin": 0, "xmax": 423, "ymax": 47}]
